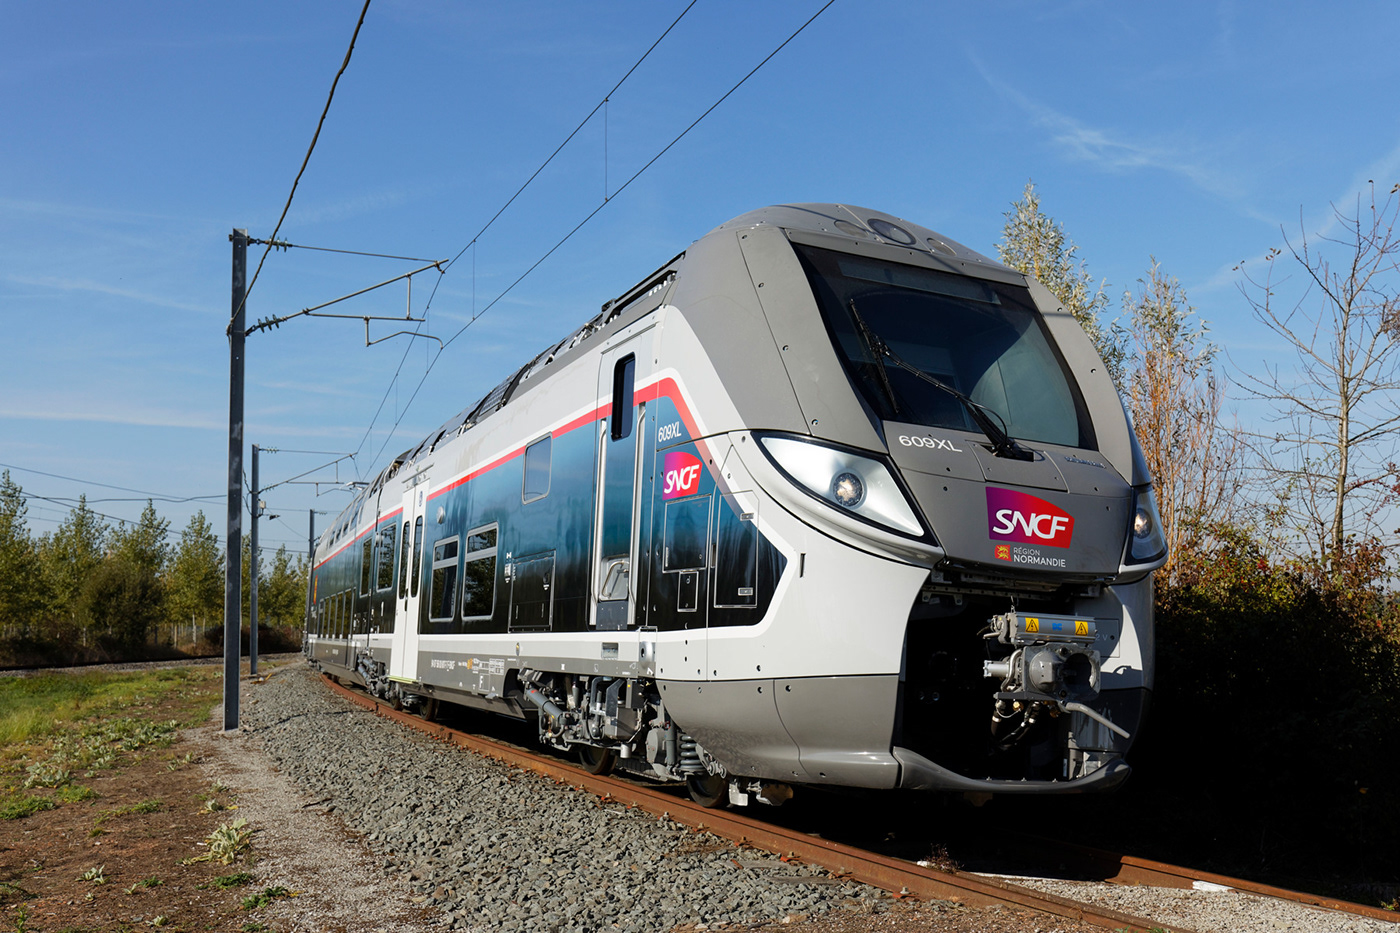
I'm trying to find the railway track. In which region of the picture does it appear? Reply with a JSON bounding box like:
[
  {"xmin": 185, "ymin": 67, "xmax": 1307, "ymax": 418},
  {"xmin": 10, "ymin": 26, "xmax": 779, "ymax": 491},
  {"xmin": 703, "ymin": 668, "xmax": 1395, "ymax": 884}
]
[
  {"xmin": 321, "ymin": 674, "xmax": 1398, "ymax": 933},
  {"xmin": 320, "ymin": 675, "xmax": 1175, "ymax": 931}
]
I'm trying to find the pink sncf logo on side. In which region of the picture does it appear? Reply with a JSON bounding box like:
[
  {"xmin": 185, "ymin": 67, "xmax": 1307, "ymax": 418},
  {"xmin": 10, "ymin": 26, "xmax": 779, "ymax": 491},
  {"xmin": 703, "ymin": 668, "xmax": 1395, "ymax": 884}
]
[
  {"xmin": 986, "ymin": 487, "xmax": 1074, "ymax": 548},
  {"xmin": 662, "ymin": 451, "xmax": 704, "ymax": 500}
]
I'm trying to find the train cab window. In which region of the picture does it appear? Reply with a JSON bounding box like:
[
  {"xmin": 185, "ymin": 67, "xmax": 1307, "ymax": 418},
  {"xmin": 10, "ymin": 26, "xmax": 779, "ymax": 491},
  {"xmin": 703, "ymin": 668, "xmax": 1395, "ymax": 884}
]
[
  {"xmin": 360, "ymin": 537, "xmax": 373, "ymax": 596},
  {"xmin": 461, "ymin": 524, "xmax": 498, "ymax": 620},
  {"xmin": 793, "ymin": 243, "xmax": 1095, "ymax": 450},
  {"xmin": 663, "ymin": 495, "xmax": 710, "ymax": 572},
  {"xmin": 398, "ymin": 520, "xmax": 410, "ymax": 599},
  {"xmin": 523, "ymin": 435, "xmax": 552, "ymax": 502},
  {"xmin": 610, "ymin": 355, "xmax": 636, "ymax": 440},
  {"xmin": 429, "ymin": 537, "xmax": 459, "ymax": 622},
  {"xmin": 411, "ymin": 516, "xmax": 424, "ymax": 598},
  {"xmin": 376, "ymin": 524, "xmax": 396, "ymax": 590}
]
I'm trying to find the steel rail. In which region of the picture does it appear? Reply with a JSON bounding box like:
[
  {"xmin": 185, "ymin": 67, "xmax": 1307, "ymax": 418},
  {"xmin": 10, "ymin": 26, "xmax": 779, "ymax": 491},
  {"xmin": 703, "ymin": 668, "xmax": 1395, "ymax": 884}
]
[
  {"xmin": 320, "ymin": 675, "xmax": 1189, "ymax": 933},
  {"xmin": 1013, "ymin": 835, "xmax": 1399, "ymax": 925}
]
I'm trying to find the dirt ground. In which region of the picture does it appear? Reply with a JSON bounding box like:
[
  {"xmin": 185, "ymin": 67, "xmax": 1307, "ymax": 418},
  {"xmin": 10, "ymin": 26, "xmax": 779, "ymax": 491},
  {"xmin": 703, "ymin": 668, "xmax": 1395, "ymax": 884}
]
[{"xmin": 0, "ymin": 666, "xmax": 1099, "ymax": 933}]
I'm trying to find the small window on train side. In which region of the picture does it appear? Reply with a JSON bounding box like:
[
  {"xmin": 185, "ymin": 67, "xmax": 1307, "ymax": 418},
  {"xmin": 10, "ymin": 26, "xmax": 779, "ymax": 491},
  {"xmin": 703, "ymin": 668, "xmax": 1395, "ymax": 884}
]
[
  {"xmin": 461, "ymin": 524, "xmax": 498, "ymax": 620},
  {"xmin": 398, "ymin": 520, "xmax": 410, "ymax": 599},
  {"xmin": 411, "ymin": 516, "xmax": 424, "ymax": 597},
  {"xmin": 360, "ymin": 537, "xmax": 373, "ymax": 596},
  {"xmin": 610, "ymin": 355, "xmax": 636, "ymax": 441},
  {"xmin": 523, "ymin": 435, "xmax": 552, "ymax": 502},
  {"xmin": 429, "ymin": 537, "xmax": 459, "ymax": 622},
  {"xmin": 663, "ymin": 495, "xmax": 710, "ymax": 572},
  {"xmin": 377, "ymin": 524, "xmax": 396, "ymax": 590}
]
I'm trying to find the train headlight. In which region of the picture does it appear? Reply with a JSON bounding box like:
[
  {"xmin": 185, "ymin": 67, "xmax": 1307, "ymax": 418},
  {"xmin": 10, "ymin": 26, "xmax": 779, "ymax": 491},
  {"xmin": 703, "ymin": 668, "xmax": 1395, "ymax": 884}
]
[
  {"xmin": 756, "ymin": 434, "xmax": 924, "ymax": 537},
  {"xmin": 831, "ymin": 472, "xmax": 865, "ymax": 508},
  {"xmin": 1127, "ymin": 486, "xmax": 1167, "ymax": 563}
]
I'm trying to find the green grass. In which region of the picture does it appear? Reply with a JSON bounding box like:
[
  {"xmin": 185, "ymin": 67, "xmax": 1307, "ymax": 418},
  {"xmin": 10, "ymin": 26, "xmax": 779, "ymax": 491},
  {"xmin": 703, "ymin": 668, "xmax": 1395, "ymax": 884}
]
[{"xmin": 0, "ymin": 668, "xmax": 213, "ymax": 747}]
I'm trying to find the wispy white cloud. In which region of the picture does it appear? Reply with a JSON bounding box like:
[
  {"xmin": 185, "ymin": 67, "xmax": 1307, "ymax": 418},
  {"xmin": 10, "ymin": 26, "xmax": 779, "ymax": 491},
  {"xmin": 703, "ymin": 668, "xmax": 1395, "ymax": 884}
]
[
  {"xmin": 2, "ymin": 274, "xmax": 214, "ymax": 315},
  {"xmin": 968, "ymin": 53, "xmax": 1249, "ymax": 207},
  {"xmin": 0, "ymin": 196, "xmax": 181, "ymax": 226},
  {"xmin": 1193, "ymin": 133, "xmax": 1400, "ymax": 295},
  {"xmin": 0, "ymin": 406, "xmax": 222, "ymax": 431}
]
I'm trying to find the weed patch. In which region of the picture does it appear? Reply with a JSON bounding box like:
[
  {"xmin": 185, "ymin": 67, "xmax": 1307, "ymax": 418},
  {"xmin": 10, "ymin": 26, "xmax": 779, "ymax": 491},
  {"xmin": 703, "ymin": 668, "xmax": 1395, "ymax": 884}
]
[
  {"xmin": 0, "ymin": 793, "xmax": 56, "ymax": 821},
  {"xmin": 240, "ymin": 886, "xmax": 293, "ymax": 910}
]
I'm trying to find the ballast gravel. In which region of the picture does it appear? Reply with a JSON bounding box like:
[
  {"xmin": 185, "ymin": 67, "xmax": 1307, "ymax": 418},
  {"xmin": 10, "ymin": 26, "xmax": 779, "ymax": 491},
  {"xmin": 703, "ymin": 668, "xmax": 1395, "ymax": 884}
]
[
  {"xmin": 1007, "ymin": 877, "xmax": 1399, "ymax": 933},
  {"xmin": 226, "ymin": 665, "xmax": 913, "ymax": 933},
  {"xmin": 211, "ymin": 663, "xmax": 1395, "ymax": 933}
]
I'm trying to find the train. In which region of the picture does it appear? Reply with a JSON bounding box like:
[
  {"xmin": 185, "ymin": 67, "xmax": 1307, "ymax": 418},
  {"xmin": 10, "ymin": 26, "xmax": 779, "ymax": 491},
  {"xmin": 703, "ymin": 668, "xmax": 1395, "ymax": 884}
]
[{"xmin": 304, "ymin": 203, "xmax": 1167, "ymax": 808}]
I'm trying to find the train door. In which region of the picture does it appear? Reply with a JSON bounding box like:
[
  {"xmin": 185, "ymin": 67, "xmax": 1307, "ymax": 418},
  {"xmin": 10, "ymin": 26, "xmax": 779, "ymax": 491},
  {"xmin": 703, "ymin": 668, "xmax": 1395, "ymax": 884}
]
[
  {"xmin": 591, "ymin": 329, "xmax": 654, "ymax": 630},
  {"xmin": 389, "ymin": 480, "xmax": 427, "ymax": 682}
]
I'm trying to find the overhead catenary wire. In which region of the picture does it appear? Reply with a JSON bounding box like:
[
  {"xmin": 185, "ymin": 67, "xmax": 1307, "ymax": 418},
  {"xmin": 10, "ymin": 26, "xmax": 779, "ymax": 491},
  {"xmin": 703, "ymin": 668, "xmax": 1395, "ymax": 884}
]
[
  {"xmin": 421, "ymin": 0, "xmax": 701, "ymax": 314},
  {"xmin": 349, "ymin": 1, "xmax": 702, "ymax": 470},
  {"xmin": 228, "ymin": 0, "xmax": 373, "ymax": 334},
  {"xmin": 247, "ymin": 237, "xmax": 438, "ymax": 263},
  {"xmin": 0, "ymin": 460, "xmax": 221, "ymax": 505},
  {"xmin": 365, "ymin": 0, "xmax": 838, "ymax": 468}
]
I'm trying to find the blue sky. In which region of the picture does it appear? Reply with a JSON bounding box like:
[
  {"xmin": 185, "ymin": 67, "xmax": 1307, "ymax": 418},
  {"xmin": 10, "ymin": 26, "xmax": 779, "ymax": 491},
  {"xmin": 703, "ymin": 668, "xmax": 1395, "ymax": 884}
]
[{"xmin": 2, "ymin": 1, "xmax": 1398, "ymax": 555}]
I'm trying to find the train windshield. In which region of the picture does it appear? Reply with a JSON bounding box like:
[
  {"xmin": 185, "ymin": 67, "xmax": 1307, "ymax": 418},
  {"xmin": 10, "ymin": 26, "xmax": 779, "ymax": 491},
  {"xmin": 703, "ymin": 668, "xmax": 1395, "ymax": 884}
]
[{"xmin": 793, "ymin": 243, "xmax": 1094, "ymax": 450}]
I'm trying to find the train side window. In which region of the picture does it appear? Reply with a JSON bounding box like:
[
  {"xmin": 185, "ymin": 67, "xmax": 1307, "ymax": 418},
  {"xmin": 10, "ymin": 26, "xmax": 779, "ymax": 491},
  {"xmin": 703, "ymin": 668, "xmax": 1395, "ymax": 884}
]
[
  {"xmin": 663, "ymin": 495, "xmax": 710, "ymax": 572},
  {"xmin": 461, "ymin": 524, "xmax": 498, "ymax": 619},
  {"xmin": 360, "ymin": 537, "xmax": 373, "ymax": 596},
  {"xmin": 398, "ymin": 520, "xmax": 410, "ymax": 599},
  {"xmin": 429, "ymin": 537, "xmax": 459, "ymax": 622},
  {"xmin": 523, "ymin": 435, "xmax": 551, "ymax": 502},
  {"xmin": 610, "ymin": 355, "xmax": 636, "ymax": 440},
  {"xmin": 411, "ymin": 516, "xmax": 424, "ymax": 598},
  {"xmin": 377, "ymin": 524, "xmax": 396, "ymax": 590}
]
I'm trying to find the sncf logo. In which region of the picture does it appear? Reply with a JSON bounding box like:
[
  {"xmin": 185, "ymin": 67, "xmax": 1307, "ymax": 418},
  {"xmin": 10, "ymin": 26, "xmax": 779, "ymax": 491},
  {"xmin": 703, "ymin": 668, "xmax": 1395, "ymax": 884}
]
[
  {"xmin": 662, "ymin": 451, "xmax": 703, "ymax": 500},
  {"xmin": 986, "ymin": 487, "xmax": 1074, "ymax": 549}
]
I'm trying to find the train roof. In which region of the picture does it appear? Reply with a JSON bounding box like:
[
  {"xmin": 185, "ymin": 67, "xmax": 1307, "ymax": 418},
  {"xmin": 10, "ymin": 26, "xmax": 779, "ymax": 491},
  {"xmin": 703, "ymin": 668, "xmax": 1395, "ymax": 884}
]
[{"xmin": 323, "ymin": 203, "xmax": 1020, "ymax": 551}]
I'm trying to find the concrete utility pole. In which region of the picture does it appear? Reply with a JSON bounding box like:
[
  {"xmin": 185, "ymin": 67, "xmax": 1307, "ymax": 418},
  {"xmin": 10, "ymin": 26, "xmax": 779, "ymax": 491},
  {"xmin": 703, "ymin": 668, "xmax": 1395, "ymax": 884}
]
[
  {"xmin": 224, "ymin": 229, "xmax": 247, "ymax": 731},
  {"xmin": 250, "ymin": 444, "xmax": 260, "ymax": 678},
  {"xmin": 304, "ymin": 509, "xmax": 317, "ymax": 643}
]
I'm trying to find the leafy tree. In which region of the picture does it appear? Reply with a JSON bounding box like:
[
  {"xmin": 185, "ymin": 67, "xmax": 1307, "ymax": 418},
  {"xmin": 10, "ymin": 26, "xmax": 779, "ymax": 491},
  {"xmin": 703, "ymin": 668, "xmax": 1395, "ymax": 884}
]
[
  {"xmin": 109, "ymin": 500, "xmax": 171, "ymax": 578},
  {"xmin": 1123, "ymin": 261, "xmax": 1240, "ymax": 584},
  {"xmin": 38, "ymin": 495, "xmax": 109, "ymax": 636},
  {"xmin": 0, "ymin": 471, "xmax": 47, "ymax": 639},
  {"xmin": 165, "ymin": 510, "xmax": 223, "ymax": 641},
  {"xmin": 998, "ymin": 180, "xmax": 1127, "ymax": 383},
  {"xmin": 82, "ymin": 555, "xmax": 163, "ymax": 649},
  {"xmin": 259, "ymin": 545, "xmax": 309, "ymax": 630},
  {"xmin": 1236, "ymin": 181, "xmax": 1400, "ymax": 579}
]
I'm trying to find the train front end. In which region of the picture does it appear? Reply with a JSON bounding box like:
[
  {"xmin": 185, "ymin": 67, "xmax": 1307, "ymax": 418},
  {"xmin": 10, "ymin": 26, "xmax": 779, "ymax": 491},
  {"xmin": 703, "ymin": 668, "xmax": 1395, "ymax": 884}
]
[{"xmin": 667, "ymin": 204, "xmax": 1165, "ymax": 796}]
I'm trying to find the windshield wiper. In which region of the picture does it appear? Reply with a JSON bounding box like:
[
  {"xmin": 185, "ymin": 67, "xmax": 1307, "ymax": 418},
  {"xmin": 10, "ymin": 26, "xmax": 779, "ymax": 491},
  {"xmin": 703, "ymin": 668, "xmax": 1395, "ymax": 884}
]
[
  {"xmin": 847, "ymin": 299, "xmax": 900, "ymax": 416},
  {"xmin": 848, "ymin": 299, "xmax": 1035, "ymax": 461}
]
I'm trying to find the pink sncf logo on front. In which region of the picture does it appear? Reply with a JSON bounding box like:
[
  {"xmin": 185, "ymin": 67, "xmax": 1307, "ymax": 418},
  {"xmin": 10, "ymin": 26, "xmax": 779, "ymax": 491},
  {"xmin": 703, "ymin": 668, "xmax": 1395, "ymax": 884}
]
[
  {"xmin": 986, "ymin": 487, "xmax": 1074, "ymax": 549},
  {"xmin": 662, "ymin": 451, "xmax": 704, "ymax": 500}
]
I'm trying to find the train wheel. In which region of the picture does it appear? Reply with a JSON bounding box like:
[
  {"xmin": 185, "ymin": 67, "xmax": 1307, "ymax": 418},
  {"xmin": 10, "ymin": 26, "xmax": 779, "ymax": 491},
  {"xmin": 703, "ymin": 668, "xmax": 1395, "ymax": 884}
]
[
  {"xmin": 686, "ymin": 773, "xmax": 727, "ymax": 809},
  {"xmin": 419, "ymin": 697, "xmax": 440, "ymax": 722},
  {"xmin": 577, "ymin": 745, "xmax": 616, "ymax": 776}
]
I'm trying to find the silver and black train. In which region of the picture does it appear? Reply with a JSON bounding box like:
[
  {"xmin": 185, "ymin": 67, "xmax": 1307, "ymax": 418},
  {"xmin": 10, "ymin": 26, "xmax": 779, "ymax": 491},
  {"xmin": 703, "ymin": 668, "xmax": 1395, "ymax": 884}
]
[{"xmin": 304, "ymin": 203, "xmax": 1167, "ymax": 807}]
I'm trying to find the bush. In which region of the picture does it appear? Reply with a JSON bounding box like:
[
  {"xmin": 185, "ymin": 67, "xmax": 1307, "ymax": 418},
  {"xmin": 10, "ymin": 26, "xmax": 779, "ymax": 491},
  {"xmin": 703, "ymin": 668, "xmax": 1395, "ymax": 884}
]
[{"xmin": 1134, "ymin": 525, "xmax": 1400, "ymax": 880}]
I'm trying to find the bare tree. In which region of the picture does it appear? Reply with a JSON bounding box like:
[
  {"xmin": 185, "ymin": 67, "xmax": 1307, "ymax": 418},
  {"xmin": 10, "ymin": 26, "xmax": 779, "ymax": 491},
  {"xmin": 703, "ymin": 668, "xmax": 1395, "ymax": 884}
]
[
  {"xmin": 1236, "ymin": 182, "xmax": 1400, "ymax": 575},
  {"xmin": 1124, "ymin": 261, "xmax": 1240, "ymax": 584}
]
